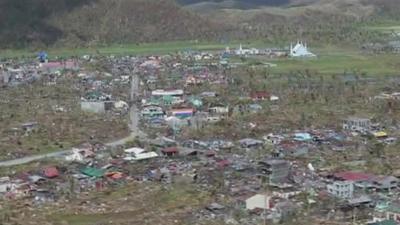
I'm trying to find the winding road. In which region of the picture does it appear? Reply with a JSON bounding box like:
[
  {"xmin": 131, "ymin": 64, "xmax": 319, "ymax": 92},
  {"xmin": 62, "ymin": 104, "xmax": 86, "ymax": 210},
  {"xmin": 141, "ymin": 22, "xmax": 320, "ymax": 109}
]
[{"xmin": 0, "ymin": 73, "xmax": 144, "ymax": 167}]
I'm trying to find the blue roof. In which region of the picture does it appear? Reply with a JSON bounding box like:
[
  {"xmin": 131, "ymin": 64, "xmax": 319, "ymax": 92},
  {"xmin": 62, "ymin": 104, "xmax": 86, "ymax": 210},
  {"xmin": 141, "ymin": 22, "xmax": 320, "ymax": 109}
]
[{"xmin": 294, "ymin": 133, "xmax": 312, "ymax": 141}]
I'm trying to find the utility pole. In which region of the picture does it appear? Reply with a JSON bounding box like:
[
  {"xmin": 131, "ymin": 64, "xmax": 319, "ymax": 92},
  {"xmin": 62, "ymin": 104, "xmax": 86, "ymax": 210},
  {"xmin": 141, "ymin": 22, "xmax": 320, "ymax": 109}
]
[
  {"xmin": 262, "ymin": 175, "xmax": 269, "ymax": 225},
  {"xmin": 130, "ymin": 68, "xmax": 139, "ymax": 102},
  {"xmin": 130, "ymin": 68, "xmax": 140, "ymax": 134}
]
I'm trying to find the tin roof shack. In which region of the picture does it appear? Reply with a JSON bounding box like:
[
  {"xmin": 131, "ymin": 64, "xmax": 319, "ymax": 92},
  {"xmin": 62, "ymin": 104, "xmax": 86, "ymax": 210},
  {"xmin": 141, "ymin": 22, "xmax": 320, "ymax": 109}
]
[
  {"xmin": 259, "ymin": 160, "xmax": 291, "ymax": 185},
  {"xmin": 250, "ymin": 91, "xmax": 270, "ymax": 101},
  {"xmin": 343, "ymin": 117, "xmax": 371, "ymax": 134},
  {"xmin": 369, "ymin": 176, "xmax": 399, "ymax": 191},
  {"xmin": 21, "ymin": 122, "xmax": 39, "ymax": 135},
  {"xmin": 31, "ymin": 189, "xmax": 56, "ymax": 204},
  {"xmin": 327, "ymin": 181, "xmax": 354, "ymax": 199}
]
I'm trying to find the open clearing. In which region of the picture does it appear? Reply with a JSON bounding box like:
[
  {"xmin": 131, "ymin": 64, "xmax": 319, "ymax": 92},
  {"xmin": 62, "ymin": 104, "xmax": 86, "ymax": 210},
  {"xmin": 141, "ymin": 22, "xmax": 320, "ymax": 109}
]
[{"xmin": 2, "ymin": 41, "xmax": 400, "ymax": 76}]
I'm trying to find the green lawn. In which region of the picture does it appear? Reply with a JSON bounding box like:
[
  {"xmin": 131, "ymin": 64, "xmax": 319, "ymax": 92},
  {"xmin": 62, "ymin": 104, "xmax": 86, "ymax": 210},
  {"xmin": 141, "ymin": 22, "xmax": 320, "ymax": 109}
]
[{"xmin": 248, "ymin": 46, "xmax": 400, "ymax": 75}]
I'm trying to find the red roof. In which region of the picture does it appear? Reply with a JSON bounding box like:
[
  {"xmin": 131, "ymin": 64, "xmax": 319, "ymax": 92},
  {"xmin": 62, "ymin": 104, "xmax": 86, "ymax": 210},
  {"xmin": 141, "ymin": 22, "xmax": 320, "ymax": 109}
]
[
  {"xmin": 334, "ymin": 171, "xmax": 374, "ymax": 182},
  {"xmin": 162, "ymin": 147, "xmax": 179, "ymax": 154},
  {"xmin": 250, "ymin": 91, "xmax": 270, "ymax": 100},
  {"xmin": 217, "ymin": 159, "xmax": 230, "ymax": 168},
  {"xmin": 43, "ymin": 167, "xmax": 59, "ymax": 178}
]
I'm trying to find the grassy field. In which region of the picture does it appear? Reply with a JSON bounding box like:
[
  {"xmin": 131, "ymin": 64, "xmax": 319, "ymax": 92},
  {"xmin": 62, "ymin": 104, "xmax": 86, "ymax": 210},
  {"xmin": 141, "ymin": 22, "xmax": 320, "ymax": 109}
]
[
  {"xmin": 269, "ymin": 53, "xmax": 400, "ymax": 76},
  {"xmin": 0, "ymin": 41, "xmax": 231, "ymax": 59},
  {"xmin": 243, "ymin": 45, "xmax": 400, "ymax": 76},
  {"xmin": 2, "ymin": 40, "xmax": 400, "ymax": 76}
]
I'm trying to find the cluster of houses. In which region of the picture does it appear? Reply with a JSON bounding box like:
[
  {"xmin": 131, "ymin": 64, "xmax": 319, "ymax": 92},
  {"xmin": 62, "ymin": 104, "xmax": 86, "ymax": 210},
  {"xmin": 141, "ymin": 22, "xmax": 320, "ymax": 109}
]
[{"xmin": 2, "ymin": 49, "xmax": 400, "ymax": 225}]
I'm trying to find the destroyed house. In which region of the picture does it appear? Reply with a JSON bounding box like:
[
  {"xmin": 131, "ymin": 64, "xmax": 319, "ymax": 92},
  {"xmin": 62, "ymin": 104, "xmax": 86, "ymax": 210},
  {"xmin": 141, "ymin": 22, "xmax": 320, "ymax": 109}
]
[
  {"xmin": 21, "ymin": 122, "xmax": 39, "ymax": 133},
  {"xmin": 333, "ymin": 171, "xmax": 399, "ymax": 190},
  {"xmin": 343, "ymin": 117, "xmax": 371, "ymax": 132},
  {"xmin": 277, "ymin": 141, "xmax": 309, "ymax": 157}
]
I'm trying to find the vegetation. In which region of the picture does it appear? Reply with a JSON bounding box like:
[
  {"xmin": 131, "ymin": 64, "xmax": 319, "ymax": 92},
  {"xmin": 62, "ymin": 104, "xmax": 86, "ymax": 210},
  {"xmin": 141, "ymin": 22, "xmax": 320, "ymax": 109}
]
[{"xmin": 1, "ymin": 0, "xmax": 400, "ymax": 48}]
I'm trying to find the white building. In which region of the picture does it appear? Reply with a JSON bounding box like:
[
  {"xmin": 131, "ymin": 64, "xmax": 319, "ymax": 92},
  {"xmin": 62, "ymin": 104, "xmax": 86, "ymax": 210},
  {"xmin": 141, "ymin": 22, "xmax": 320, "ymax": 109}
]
[
  {"xmin": 246, "ymin": 194, "xmax": 272, "ymax": 210},
  {"xmin": 327, "ymin": 181, "xmax": 354, "ymax": 199},
  {"xmin": 235, "ymin": 44, "xmax": 259, "ymax": 56},
  {"xmin": 290, "ymin": 41, "xmax": 316, "ymax": 57}
]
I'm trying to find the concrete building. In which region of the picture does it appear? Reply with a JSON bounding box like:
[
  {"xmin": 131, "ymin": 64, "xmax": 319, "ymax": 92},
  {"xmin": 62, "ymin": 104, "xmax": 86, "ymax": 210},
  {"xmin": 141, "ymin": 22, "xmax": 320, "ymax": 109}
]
[
  {"xmin": 327, "ymin": 181, "xmax": 354, "ymax": 199},
  {"xmin": 259, "ymin": 159, "xmax": 291, "ymax": 184},
  {"xmin": 81, "ymin": 101, "xmax": 114, "ymax": 114}
]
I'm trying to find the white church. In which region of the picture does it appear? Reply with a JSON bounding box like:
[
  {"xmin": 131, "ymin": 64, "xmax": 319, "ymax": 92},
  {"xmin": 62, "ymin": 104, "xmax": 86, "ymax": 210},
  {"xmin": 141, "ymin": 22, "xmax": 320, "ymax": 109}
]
[
  {"xmin": 289, "ymin": 41, "xmax": 316, "ymax": 57},
  {"xmin": 234, "ymin": 44, "xmax": 259, "ymax": 56}
]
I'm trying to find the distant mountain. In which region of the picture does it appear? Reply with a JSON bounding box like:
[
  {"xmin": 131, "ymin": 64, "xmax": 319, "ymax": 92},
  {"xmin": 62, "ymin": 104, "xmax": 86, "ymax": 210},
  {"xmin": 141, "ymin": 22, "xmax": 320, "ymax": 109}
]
[
  {"xmin": 0, "ymin": 0, "xmax": 399, "ymax": 48},
  {"xmin": 178, "ymin": 0, "xmax": 291, "ymax": 8},
  {"xmin": 0, "ymin": 0, "xmax": 226, "ymax": 48}
]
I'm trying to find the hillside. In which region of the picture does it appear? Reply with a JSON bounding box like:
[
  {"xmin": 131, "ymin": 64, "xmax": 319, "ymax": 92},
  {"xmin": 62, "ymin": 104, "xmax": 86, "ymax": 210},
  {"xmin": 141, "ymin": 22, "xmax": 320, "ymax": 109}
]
[
  {"xmin": 0, "ymin": 0, "xmax": 399, "ymax": 48},
  {"xmin": 183, "ymin": 0, "xmax": 397, "ymax": 44},
  {"xmin": 49, "ymin": 0, "xmax": 226, "ymax": 47},
  {"xmin": 0, "ymin": 0, "xmax": 226, "ymax": 48}
]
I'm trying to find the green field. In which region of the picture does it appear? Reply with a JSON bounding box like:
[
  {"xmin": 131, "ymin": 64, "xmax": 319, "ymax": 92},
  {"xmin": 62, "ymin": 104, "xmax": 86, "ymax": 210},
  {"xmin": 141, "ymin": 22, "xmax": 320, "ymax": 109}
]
[
  {"xmin": 240, "ymin": 45, "xmax": 400, "ymax": 76},
  {"xmin": 1, "ymin": 41, "xmax": 400, "ymax": 76},
  {"xmin": 0, "ymin": 41, "xmax": 230, "ymax": 59},
  {"xmin": 269, "ymin": 51, "xmax": 400, "ymax": 76}
]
